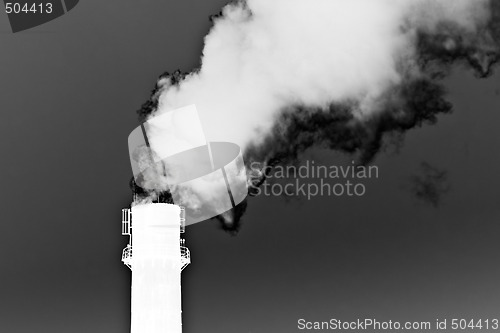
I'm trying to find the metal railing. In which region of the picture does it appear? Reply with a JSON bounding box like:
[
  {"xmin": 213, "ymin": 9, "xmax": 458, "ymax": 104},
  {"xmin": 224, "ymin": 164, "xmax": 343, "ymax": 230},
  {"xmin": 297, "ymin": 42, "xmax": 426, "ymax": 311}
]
[
  {"xmin": 180, "ymin": 239, "xmax": 191, "ymax": 271},
  {"xmin": 121, "ymin": 206, "xmax": 189, "ymax": 271},
  {"xmin": 121, "ymin": 243, "xmax": 190, "ymax": 271},
  {"xmin": 122, "ymin": 245, "xmax": 132, "ymax": 270}
]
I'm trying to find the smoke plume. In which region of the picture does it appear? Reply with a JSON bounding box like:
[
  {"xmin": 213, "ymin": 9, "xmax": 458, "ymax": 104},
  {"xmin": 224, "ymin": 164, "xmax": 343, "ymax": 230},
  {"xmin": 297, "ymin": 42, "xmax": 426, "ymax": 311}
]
[
  {"xmin": 134, "ymin": 0, "xmax": 500, "ymax": 232},
  {"xmin": 409, "ymin": 162, "xmax": 450, "ymax": 207}
]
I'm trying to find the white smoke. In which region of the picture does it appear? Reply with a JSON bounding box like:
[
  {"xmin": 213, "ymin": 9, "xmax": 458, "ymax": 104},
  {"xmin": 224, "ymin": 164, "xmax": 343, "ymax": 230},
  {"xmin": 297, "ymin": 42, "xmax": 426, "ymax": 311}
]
[
  {"xmin": 133, "ymin": 0, "xmax": 498, "ymax": 229},
  {"xmin": 150, "ymin": 0, "xmax": 490, "ymax": 150}
]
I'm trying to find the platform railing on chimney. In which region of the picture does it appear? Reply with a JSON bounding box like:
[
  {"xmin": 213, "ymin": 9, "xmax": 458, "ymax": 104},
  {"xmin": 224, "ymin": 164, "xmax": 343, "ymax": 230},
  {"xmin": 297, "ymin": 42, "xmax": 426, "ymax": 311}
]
[{"xmin": 121, "ymin": 207, "xmax": 190, "ymax": 271}]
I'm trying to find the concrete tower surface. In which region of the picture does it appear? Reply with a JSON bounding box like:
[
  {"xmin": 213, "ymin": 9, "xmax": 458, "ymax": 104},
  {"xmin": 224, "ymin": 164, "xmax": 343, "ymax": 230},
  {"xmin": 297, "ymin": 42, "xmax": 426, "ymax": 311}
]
[{"xmin": 122, "ymin": 203, "xmax": 190, "ymax": 333}]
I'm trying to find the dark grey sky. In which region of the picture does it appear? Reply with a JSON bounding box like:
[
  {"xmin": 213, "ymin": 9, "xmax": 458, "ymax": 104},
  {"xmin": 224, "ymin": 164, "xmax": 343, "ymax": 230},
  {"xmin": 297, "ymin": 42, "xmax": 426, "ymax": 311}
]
[{"xmin": 1, "ymin": 1, "xmax": 499, "ymax": 333}]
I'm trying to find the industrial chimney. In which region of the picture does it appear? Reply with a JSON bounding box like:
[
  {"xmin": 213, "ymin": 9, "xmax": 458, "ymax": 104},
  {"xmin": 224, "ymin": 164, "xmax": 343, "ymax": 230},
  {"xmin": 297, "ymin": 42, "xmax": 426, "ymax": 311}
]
[
  {"xmin": 122, "ymin": 105, "xmax": 247, "ymax": 332},
  {"xmin": 121, "ymin": 203, "xmax": 189, "ymax": 333}
]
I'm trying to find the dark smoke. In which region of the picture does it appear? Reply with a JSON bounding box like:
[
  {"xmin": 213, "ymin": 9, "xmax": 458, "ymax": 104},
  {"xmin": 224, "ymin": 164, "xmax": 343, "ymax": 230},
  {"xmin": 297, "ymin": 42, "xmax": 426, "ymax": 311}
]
[
  {"xmin": 244, "ymin": 77, "xmax": 453, "ymax": 169},
  {"xmin": 245, "ymin": 0, "xmax": 500, "ymax": 195},
  {"xmin": 137, "ymin": 71, "xmax": 188, "ymax": 123},
  {"xmin": 213, "ymin": 199, "xmax": 248, "ymax": 235},
  {"xmin": 415, "ymin": 2, "xmax": 500, "ymax": 79},
  {"xmin": 409, "ymin": 162, "xmax": 450, "ymax": 207}
]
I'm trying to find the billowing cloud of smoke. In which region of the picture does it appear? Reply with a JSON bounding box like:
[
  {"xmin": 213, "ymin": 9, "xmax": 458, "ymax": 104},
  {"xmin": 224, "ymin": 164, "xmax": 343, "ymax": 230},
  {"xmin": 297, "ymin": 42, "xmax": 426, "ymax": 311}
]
[
  {"xmin": 133, "ymin": 0, "xmax": 500, "ymax": 232},
  {"xmin": 409, "ymin": 162, "xmax": 450, "ymax": 207}
]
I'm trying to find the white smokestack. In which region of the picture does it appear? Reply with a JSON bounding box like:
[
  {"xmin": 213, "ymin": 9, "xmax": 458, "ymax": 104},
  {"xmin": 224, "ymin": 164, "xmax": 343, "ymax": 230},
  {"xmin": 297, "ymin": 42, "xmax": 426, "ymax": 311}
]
[{"xmin": 129, "ymin": 203, "xmax": 184, "ymax": 333}]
